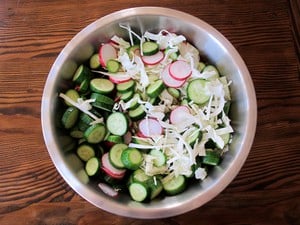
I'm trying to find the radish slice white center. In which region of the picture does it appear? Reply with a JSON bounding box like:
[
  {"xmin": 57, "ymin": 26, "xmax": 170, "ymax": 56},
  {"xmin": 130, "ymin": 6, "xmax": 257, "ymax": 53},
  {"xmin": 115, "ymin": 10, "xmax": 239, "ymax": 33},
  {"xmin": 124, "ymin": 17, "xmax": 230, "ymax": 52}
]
[
  {"xmin": 169, "ymin": 60, "xmax": 192, "ymax": 80},
  {"xmin": 161, "ymin": 64, "xmax": 186, "ymax": 88},
  {"xmin": 98, "ymin": 183, "xmax": 118, "ymax": 197},
  {"xmin": 101, "ymin": 153, "xmax": 126, "ymax": 178},
  {"xmin": 139, "ymin": 118, "xmax": 163, "ymax": 137},
  {"xmin": 142, "ymin": 51, "xmax": 164, "ymax": 65},
  {"xmin": 170, "ymin": 105, "xmax": 191, "ymax": 124},
  {"xmin": 99, "ymin": 43, "xmax": 117, "ymax": 67}
]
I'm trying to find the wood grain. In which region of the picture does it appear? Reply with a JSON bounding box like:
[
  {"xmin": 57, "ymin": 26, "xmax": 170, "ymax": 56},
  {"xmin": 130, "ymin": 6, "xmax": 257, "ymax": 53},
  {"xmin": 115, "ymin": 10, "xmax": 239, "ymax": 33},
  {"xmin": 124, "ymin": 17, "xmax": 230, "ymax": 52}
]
[{"xmin": 0, "ymin": 0, "xmax": 300, "ymax": 224}]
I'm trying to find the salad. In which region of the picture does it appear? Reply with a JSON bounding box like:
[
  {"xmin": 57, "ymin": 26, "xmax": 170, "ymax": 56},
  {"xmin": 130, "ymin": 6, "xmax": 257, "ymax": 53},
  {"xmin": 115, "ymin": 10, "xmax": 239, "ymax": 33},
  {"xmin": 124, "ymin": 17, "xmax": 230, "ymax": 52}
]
[{"xmin": 59, "ymin": 24, "xmax": 233, "ymax": 202}]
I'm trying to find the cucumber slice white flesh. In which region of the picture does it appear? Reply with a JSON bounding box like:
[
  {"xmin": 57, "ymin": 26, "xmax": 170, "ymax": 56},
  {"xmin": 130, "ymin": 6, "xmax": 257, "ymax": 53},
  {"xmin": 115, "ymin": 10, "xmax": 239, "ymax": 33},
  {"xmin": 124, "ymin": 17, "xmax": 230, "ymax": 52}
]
[
  {"xmin": 77, "ymin": 144, "xmax": 96, "ymax": 162},
  {"xmin": 109, "ymin": 143, "xmax": 128, "ymax": 169},
  {"xmin": 106, "ymin": 112, "xmax": 128, "ymax": 136},
  {"xmin": 149, "ymin": 149, "xmax": 166, "ymax": 167},
  {"xmin": 121, "ymin": 148, "xmax": 143, "ymax": 170},
  {"xmin": 129, "ymin": 182, "xmax": 149, "ymax": 202},
  {"xmin": 85, "ymin": 157, "xmax": 101, "ymax": 176},
  {"xmin": 163, "ymin": 175, "xmax": 186, "ymax": 195},
  {"xmin": 84, "ymin": 124, "xmax": 106, "ymax": 144},
  {"xmin": 187, "ymin": 78, "xmax": 211, "ymax": 104},
  {"xmin": 90, "ymin": 78, "xmax": 115, "ymax": 94}
]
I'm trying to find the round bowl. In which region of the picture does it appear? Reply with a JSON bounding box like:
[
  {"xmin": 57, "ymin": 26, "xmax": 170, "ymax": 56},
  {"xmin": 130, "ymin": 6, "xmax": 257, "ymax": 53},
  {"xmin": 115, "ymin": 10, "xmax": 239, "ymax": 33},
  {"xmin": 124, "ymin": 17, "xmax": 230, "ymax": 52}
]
[{"xmin": 41, "ymin": 7, "xmax": 257, "ymax": 219}]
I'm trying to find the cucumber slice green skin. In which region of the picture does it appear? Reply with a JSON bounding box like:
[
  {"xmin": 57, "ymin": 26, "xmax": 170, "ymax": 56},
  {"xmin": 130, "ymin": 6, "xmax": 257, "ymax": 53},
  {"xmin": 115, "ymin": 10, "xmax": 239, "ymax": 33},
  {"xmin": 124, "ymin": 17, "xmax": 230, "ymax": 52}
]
[
  {"xmin": 106, "ymin": 59, "xmax": 120, "ymax": 73},
  {"xmin": 64, "ymin": 89, "xmax": 80, "ymax": 106},
  {"xmin": 129, "ymin": 182, "xmax": 149, "ymax": 202},
  {"xmin": 202, "ymin": 149, "xmax": 221, "ymax": 166},
  {"xmin": 77, "ymin": 143, "xmax": 96, "ymax": 162},
  {"xmin": 61, "ymin": 106, "xmax": 79, "ymax": 129},
  {"xmin": 147, "ymin": 177, "xmax": 163, "ymax": 200},
  {"xmin": 89, "ymin": 53, "xmax": 101, "ymax": 69},
  {"xmin": 142, "ymin": 41, "xmax": 159, "ymax": 56},
  {"xmin": 187, "ymin": 78, "xmax": 211, "ymax": 105},
  {"xmin": 90, "ymin": 78, "xmax": 115, "ymax": 94},
  {"xmin": 131, "ymin": 168, "xmax": 151, "ymax": 183},
  {"xmin": 84, "ymin": 124, "xmax": 106, "ymax": 144},
  {"xmin": 109, "ymin": 143, "xmax": 128, "ymax": 169},
  {"xmin": 116, "ymin": 80, "xmax": 136, "ymax": 93},
  {"xmin": 146, "ymin": 79, "xmax": 165, "ymax": 98},
  {"xmin": 149, "ymin": 149, "xmax": 166, "ymax": 167},
  {"xmin": 121, "ymin": 148, "xmax": 143, "ymax": 170},
  {"xmin": 90, "ymin": 92, "xmax": 115, "ymax": 112},
  {"xmin": 163, "ymin": 175, "xmax": 187, "ymax": 196},
  {"xmin": 128, "ymin": 105, "xmax": 146, "ymax": 121},
  {"xmin": 72, "ymin": 64, "xmax": 91, "ymax": 84},
  {"xmin": 106, "ymin": 112, "xmax": 128, "ymax": 136},
  {"xmin": 85, "ymin": 157, "xmax": 101, "ymax": 176}
]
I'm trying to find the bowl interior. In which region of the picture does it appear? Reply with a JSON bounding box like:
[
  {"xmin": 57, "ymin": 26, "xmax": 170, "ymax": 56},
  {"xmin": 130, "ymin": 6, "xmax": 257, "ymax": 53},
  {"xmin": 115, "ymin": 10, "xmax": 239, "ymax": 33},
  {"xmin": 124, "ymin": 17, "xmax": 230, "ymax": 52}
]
[{"xmin": 41, "ymin": 7, "xmax": 257, "ymax": 218}]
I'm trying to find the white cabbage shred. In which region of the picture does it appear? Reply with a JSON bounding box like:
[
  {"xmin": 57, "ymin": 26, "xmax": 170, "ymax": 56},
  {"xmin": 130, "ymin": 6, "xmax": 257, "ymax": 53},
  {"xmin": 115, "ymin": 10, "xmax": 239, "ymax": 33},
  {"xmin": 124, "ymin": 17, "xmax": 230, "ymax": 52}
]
[{"xmin": 109, "ymin": 26, "xmax": 234, "ymax": 179}]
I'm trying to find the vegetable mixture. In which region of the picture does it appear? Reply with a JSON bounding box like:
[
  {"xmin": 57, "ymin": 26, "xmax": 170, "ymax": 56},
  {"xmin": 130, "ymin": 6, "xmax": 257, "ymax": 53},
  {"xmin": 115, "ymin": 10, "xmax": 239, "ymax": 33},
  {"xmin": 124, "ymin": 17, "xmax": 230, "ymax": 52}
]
[{"xmin": 59, "ymin": 25, "xmax": 233, "ymax": 202}]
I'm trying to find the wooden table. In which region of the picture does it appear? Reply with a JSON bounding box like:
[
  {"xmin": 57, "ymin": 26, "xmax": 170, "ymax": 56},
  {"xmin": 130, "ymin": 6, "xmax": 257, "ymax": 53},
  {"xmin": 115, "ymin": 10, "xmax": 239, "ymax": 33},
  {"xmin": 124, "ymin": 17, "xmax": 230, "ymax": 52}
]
[{"xmin": 1, "ymin": 0, "xmax": 299, "ymax": 224}]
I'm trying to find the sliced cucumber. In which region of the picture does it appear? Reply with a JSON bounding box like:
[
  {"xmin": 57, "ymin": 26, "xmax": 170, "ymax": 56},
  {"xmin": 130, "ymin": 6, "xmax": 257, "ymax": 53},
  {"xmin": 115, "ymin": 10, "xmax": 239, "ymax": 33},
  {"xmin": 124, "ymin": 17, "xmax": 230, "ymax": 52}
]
[
  {"xmin": 84, "ymin": 123, "xmax": 106, "ymax": 144},
  {"xmin": 163, "ymin": 175, "xmax": 186, "ymax": 195},
  {"xmin": 202, "ymin": 149, "xmax": 221, "ymax": 166},
  {"xmin": 109, "ymin": 143, "xmax": 128, "ymax": 169},
  {"xmin": 128, "ymin": 104, "xmax": 146, "ymax": 121},
  {"xmin": 89, "ymin": 53, "xmax": 101, "ymax": 69},
  {"xmin": 106, "ymin": 135, "xmax": 123, "ymax": 144},
  {"xmin": 117, "ymin": 90, "xmax": 134, "ymax": 102},
  {"xmin": 61, "ymin": 106, "xmax": 79, "ymax": 129},
  {"xmin": 85, "ymin": 157, "xmax": 101, "ymax": 176},
  {"xmin": 149, "ymin": 149, "xmax": 166, "ymax": 167},
  {"xmin": 72, "ymin": 64, "xmax": 90, "ymax": 84},
  {"xmin": 129, "ymin": 182, "xmax": 149, "ymax": 202},
  {"xmin": 142, "ymin": 41, "xmax": 159, "ymax": 56},
  {"xmin": 198, "ymin": 62, "xmax": 206, "ymax": 72},
  {"xmin": 90, "ymin": 78, "xmax": 115, "ymax": 94},
  {"xmin": 203, "ymin": 65, "xmax": 220, "ymax": 80},
  {"xmin": 187, "ymin": 78, "xmax": 211, "ymax": 105},
  {"xmin": 90, "ymin": 92, "xmax": 114, "ymax": 111},
  {"xmin": 77, "ymin": 78, "xmax": 90, "ymax": 93},
  {"xmin": 77, "ymin": 143, "xmax": 96, "ymax": 162},
  {"xmin": 116, "ymin": 80, "xmax": 135, "ymax": 93},
  {"xmin": 64, "ymin": 89, "xmax": 79, "ymax": 106},
  {"xmin": 121, "ymin": 148, "xmax": 143, "ymax": 170},
  {"xmin": 106, "ymin": 112, "xmax": 128, "ymax": 136},
  {"xmin": 167, "ymin": 87, "xmax": 181, "ymax": 99},
  {"xmin": 147, "ymin": 177, "xmax": 163, "ymax": 200},
  {"xmin": 106, "ymin": 59, "xmax": 120, "ymax": 73},
  {"xmin": 132, "ymin": 168, "xmax": 150, "ymax": 183},
  {"xmin": 186, "ymin": 128, "xmax": 202, "ymax": 146},
  {"xmin": 146, "ymin": 79, "xmax": 165, "ymax": 98}
]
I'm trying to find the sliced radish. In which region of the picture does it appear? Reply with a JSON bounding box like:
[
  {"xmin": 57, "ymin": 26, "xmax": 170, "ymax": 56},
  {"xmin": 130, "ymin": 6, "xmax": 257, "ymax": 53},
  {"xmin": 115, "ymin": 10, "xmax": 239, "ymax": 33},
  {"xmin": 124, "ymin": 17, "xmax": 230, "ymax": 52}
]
[
  {"xmin": 161, "ymin": 64, "xmax": 186, "ymax": 88},
  {"xmin": 142, "ymin": 51, "xmax": 164, "ymax": 65},
  {"xmin": 99, "ymin": 43, "xmax": 117, "ymax": 67},
  {"xmin": 170, "ymin": 105, "xmax": 191, "ymax": 124},
  {"xmin": 98, "ymin": 183, "xmax": 118, "ymax": 197},
  {"xmin": 139, "ymin": 118, "xmax": 163, "ymax": 138},
  {"xmin": 101, "ymin": 153, "xmax": 126, "ymax": 179},
  {"xmin": 169, "ymin": 60, "xmax": 192, "ymax": 81},
  {"xmin": 109, "ymin": 76, "xmax": 131, "ymax": 84}
]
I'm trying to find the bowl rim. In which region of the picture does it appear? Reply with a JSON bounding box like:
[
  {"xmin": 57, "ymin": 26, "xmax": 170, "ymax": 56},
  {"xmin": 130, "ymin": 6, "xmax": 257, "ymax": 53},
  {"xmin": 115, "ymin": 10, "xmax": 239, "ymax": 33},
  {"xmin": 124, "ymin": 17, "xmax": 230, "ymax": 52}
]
[{"xmin": 41, "ymin": 6, "xmax": 257, "ymax": 219}]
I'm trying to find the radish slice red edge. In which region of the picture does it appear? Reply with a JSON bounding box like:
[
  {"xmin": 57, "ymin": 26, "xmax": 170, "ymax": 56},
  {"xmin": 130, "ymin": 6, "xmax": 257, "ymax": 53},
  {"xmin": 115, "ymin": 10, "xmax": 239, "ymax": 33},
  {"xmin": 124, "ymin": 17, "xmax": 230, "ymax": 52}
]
[
  {"xmin": 170, "ymin": 105, "xmax": 191, "ymax": 124},
  {"xmin": 142, "ymin": 51, "xmax": 164, "ymax": 65},
  {"xmin": 101, "ymin": 153, "xmax": 126, "ymax": 179},
  {"xmin": 139, "ymin": 118, "xmax": 163, "ymax": 138},
  {"xmin": 161, "ymin": 64, "xmax": 186, "ymax": 88},
  {"xmin": 169, "ymin": 60, "xmax": 192, "ymax": 81},
  {"xmin": 109, "ymin": 76, "xmax": 131, "ymax": 84},
  {"xmin": 99, "ymin": 43, "xmax": 117, "ymax": 67},
  {"xmin": 98, "ymin": 183, "xmax": 118, "ymax": 197}
]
